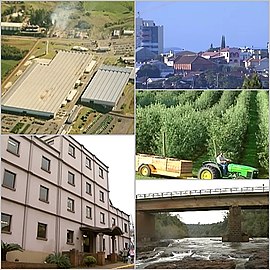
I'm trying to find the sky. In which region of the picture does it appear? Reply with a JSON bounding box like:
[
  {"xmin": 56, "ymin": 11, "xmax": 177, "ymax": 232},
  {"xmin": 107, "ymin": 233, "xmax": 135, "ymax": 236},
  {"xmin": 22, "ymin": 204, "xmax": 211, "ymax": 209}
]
[
  {"xmin": 136, "ymin": 180, "xmax": 269, "ymax": 224},
  {"xmin": 72, "ymin": 135, "xmax": 135, "ymax": 224},
  {"xmin": 136, "ymin": 1, "xmax": 269, "ymax": 52}
]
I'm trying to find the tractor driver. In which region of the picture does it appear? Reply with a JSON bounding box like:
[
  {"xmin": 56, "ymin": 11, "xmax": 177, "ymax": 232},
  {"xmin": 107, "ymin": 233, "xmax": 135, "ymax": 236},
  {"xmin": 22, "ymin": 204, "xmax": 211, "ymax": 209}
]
[{"xmin": 216, "ymin": 152, "xmax": 231, "ymax": 176}]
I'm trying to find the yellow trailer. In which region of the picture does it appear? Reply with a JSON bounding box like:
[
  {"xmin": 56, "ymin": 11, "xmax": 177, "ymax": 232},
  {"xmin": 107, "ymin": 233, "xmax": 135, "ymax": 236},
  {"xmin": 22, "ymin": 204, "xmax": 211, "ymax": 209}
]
[{"xmin": 136, "ymin": 153, "xmax": 193, "ymax": 178}]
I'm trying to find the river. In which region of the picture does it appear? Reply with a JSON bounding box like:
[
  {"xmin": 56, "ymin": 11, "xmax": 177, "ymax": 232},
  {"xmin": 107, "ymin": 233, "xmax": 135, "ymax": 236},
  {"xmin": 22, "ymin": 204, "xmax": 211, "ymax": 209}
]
[{"xmin": 136, "ymin": 237, "xmax": 269, "ymax": 269}]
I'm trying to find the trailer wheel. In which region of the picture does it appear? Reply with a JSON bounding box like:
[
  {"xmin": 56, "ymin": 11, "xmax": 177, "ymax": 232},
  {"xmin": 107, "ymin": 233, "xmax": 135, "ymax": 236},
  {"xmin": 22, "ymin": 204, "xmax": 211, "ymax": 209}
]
[
  {"xmin": 139, "ymin": 165, "xmax": 151, "ymax": 177},
  {"xmin": 198, "ymin": 165, "xmax": 220, "ymax": 179}
]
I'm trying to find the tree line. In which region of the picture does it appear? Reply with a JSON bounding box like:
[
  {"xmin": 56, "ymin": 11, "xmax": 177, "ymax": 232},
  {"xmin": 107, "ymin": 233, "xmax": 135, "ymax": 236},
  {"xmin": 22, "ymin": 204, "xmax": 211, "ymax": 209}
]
[
  {"xmin": 155, "ymin": 210, "xmax": 269, "ymax": 240},
  {"xmin": 1, "ymin": 44, "xmax": 28, "ymax": 60}
]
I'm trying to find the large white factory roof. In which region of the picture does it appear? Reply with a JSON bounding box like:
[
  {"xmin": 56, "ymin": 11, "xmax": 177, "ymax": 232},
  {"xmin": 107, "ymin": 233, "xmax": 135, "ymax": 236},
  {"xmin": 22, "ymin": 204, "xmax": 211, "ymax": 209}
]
[
  {"xmin": 81, "ymin": 65, "xmax": 132, "ymax": 107},
  {"xmin": 2, "ymin": 51, "xmax": 93, "ymax": 118}
]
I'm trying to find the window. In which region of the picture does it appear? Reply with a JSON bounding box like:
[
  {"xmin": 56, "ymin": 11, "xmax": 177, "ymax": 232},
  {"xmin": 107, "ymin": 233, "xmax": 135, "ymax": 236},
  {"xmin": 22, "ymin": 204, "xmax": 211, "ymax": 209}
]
[
  {"xmin": 99, "ymin": 167, "xmax": 104, "ymax": 178},
  {"xmin": 67, "ymin": 230, "xmax": 74, "ymax": 244},
  {"xmin": 124, "ymin": 223, "xmax": 128, "ymax": 233},
  {"xmin": 2, "ymin": 170, "xmax": 16, "ymax": 190},
  {"xmin": 99, "ymin": 191, "xmax": 104, "ymax": 202},
  {"xmin": 68, "ymin": 171, "xmax": 75, "ymax": 186},
  {"xmin": 86, "ymin": 157, "xmax": 92, "ymax": 169},
  {"xmin": 67, "ymin": 198, "xmax": 74, "ymax": 212},
  {"xmin": 68, "ymin": 144, "xmax": 75, "ymax": 157},
  {"xmin": 100, "ymin": 212, "xmax": 105, "ymax": 224},
  {"xmin": 103, "ymin": 238, "xmax": 105, "ymax": 251},
  {"xmin": 112, "ymin": 217, "xmax": 116, "ymax": 226},
  {"xmin": 37, "ymin": 222, "xmax": 47, "ymax": 239},
  {"xmin": 41, "ymin": 156, "xmax": 50, "ymax": 172},
  {"xmin": 86, "ymin": 206, "xmax": 92, "ymax": 219},
  {"xmin": 39, "ymin": 185, "xmax": 49, "ymax": 202},
  {"xmin": 7, "ymin": 137, "xmax": 20, "ymax": 155},
  {"xmin": 1, "ymin": 213, "xmax": 11, "ymax": 233},
  {"xmin": 86, "ymin": 182, "xmax": 92, "ymax": 195}
]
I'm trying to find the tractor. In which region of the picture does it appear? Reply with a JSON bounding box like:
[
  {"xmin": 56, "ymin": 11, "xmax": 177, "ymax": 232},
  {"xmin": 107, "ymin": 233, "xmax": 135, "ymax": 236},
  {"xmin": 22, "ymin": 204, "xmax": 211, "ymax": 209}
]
[{"xmin": 198, "ymin": 161, "xmax": 259, "ymax": 179}]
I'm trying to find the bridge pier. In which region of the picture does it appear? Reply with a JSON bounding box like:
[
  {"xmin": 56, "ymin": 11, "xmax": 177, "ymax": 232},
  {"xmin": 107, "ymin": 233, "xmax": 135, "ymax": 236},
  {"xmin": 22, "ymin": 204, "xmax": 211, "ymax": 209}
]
[
  {"xmin": 222, "ymin": 206, "xmax": 249, "ymax": 242},
  {"xmin": 136, "ymin": 211, "xmax": 156, "ymax": 243}
]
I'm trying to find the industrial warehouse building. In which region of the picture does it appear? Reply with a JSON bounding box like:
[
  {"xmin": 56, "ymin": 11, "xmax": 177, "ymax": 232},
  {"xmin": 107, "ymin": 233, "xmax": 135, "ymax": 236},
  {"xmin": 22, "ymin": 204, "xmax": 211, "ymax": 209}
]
[
  {"xmin": 1, "ymin": 51, "xmax": 95, "ymax": 118},
  {"xmin": 1, "ymin": 22, "xmax": 23, "ymax": 31},
  {"xmin": 81, "ymin": 65, "xmax": 132, "ymax": 108},
  {"xmin": 1, "ymin": 135, "xmax": 131, "ymax": 265}
]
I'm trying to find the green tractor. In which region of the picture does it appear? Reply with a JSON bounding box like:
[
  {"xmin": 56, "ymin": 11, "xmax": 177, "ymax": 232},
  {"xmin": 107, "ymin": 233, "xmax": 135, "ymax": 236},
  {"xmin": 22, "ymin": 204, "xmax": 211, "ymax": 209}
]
[{"xmin": 198, "ymin": 161, "xmax": 259, "ymax": 179}]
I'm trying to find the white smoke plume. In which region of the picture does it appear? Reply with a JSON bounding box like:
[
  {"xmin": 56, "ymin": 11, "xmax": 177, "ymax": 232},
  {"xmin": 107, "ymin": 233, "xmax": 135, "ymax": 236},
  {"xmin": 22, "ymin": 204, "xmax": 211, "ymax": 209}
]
[{"xmin": 51, "ymin": 4, "xmax": 77, "ymax": 30}]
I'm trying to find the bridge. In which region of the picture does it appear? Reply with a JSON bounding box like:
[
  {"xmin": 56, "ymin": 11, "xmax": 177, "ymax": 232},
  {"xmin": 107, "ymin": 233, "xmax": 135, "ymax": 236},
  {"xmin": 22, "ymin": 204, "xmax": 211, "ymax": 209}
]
[{"xmin": 136, "ymin": 186, "xmax": 269, "ymax": 242}]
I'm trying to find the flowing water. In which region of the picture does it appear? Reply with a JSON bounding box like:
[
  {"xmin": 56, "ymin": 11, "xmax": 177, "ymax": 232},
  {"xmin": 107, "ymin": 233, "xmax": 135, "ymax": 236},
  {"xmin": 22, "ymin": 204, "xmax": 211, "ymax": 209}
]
[{"xmin": 136, "ymin": 237, "xmax": 269, "ymax": 269}]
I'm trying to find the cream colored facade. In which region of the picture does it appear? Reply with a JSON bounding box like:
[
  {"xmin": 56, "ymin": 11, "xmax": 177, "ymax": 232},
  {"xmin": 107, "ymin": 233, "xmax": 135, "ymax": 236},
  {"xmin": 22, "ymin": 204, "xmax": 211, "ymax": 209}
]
[{"xmin": 1, "ymin": 135, "xmax": 131, "ymax": 263}]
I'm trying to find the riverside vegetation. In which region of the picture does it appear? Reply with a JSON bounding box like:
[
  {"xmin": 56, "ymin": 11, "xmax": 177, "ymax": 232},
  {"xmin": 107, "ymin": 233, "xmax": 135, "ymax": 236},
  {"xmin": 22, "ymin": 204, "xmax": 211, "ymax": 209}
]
[{"xmin": 153, "ymin": 210, "xmax": 268, "ymax": 240}]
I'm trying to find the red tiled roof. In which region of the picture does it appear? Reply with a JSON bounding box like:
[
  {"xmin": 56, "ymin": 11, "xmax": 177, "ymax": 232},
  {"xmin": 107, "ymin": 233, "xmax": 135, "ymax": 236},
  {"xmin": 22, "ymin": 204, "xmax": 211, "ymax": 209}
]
[
  {"xmin": 174, "ymin": 55, "xmax": 198, "ymax": 64},
  {"xmin": 202, "ymin": 52, "xmax": 219, "ymax": 57}
]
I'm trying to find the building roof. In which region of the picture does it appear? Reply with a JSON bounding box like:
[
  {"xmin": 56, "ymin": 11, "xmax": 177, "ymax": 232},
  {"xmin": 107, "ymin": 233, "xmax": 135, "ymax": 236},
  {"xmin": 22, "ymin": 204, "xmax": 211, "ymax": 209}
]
[
  {"xmin": 136, "ymin": 47, "xmax": 157, "ymax": 62},
  {"xmin": 81, "ymin": 65, "xmax": 132, "ymax": 107},
  {"xmin": 2, "ymin": 51, "xmax": 93, "ymax": 117},
  {"xmin": 175, "ymin": 55, "xmax": 217, "ymax": 66},
  {"xmin": 173, "ymin": 51, "xmax": 197, "ymax": 62},
  {"xmin": 201, "ymin": 51, "xmax": 220, "ymax": 57},
  {"xmin": 1, "ymin": 22, "xmax": 23, "ymax": 28},
  {"xmin": 174, "ymin": 55, "xmax": 198, "ymax": 64},
  {"xmin": 220, "ymin": 47, "xmax": 240, "ymax": 52}
]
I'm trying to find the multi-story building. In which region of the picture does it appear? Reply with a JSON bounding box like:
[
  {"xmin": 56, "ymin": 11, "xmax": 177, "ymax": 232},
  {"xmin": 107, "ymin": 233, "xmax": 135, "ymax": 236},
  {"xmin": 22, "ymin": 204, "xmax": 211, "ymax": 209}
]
[
  {"xmin": 136, "ymin": 16, "xmax": 164, "ymax": 55},
  {"xmin": 1, "ymin": 135, "xmax": 131, "ymax": 264},
  {"xmin": 174, "ymin": 55, "xmax": 217, "ymax": 73},
  {"xmin": 220, "ymin": 47, "xmax": 241, "ymax": 66}
]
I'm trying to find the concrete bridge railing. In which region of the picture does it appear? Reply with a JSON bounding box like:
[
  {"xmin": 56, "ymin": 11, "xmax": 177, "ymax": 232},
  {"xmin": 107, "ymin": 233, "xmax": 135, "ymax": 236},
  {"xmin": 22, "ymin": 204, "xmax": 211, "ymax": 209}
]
[{"xmin": 136, "ymin": 186, "xmax": 269, "ymax": 200}]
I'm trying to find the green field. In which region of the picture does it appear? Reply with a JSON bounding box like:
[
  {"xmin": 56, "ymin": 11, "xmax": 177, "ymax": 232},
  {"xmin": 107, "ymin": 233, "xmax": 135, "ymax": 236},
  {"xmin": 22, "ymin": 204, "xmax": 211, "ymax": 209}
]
[
  {"xmin": 1, "ymin": 59, "xmax": 19, "ymax": 80},
  {"xmin": 83, "ymin": 1, "xmax": 133, "ymax": 15}
]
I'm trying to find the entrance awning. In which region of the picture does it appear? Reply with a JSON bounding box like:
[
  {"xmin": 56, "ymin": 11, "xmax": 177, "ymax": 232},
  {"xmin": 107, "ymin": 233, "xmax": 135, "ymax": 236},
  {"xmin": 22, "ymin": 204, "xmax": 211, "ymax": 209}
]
[{"xmin": 80, "ymin": 225, "xmax": 123, "ymax": 236}]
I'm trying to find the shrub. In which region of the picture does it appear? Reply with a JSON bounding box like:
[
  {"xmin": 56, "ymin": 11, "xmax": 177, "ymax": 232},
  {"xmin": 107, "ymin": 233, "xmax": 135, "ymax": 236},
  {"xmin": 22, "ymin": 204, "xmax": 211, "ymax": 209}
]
[
  {"xmin": 45, "ymin": 253, "xmax": 71, "ymax": 269},
  {"xmin": 1, "ymin": 241, "xmax": 23, "ymax": 261},
  {"xmin": 83, "ymin": 256, "xmax": 97, "ymax": 266}
]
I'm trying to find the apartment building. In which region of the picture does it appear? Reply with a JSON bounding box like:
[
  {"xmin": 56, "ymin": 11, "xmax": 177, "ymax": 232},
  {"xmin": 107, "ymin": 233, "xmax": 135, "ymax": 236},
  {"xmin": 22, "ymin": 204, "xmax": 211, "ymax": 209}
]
[
  {"xmin": 136, "ymin": 17, "xmax": 164, "ymax": 55},
  {"xmin": 1, "ymin": 135, "xmax": 131, "ymax": 264}
]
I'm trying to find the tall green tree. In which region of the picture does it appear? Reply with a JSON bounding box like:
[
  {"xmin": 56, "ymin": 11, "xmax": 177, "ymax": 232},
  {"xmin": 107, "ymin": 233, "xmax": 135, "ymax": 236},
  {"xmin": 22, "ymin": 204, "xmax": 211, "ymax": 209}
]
[
  {"xmin": 221, "ymin": 35, "xmax": 226, "ymax": 49},
  {"xmin": 155, "ymin": 213, "xmax": 189, "ymax": 239},
  {"xmin": 242, "ymin": 74, "xmax": 263, "ymax": 89}
]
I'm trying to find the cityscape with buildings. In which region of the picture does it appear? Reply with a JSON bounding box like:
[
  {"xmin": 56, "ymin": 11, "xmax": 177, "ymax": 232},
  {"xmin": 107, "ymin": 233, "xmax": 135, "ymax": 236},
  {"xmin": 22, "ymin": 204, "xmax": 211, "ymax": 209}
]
[{"xmin": 136, "ymin": 1, "xmax": 269, "ymax": 89}]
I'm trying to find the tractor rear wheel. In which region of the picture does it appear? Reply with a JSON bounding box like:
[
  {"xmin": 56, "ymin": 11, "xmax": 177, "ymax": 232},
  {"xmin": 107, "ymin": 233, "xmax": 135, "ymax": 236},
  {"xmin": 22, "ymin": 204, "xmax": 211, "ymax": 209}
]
[
  {"xmin": 139, "ymin": 165, "xmax": 151, "ymax": 177},
  {"xmin": 198, "ymin": 165, "xmax": 220, "ymax": 179}
]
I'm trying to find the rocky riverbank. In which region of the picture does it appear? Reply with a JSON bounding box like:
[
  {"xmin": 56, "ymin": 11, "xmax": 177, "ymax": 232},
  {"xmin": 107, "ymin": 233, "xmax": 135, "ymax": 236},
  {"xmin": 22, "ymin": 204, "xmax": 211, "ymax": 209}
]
[
  {"xmin": 244, "ymin": 249, "xmax": 269, "ymax": 269},
  {"xmin": 137, "ymin": 240, "xmax": 173, "ymax": 253},
  {"xmin": 144, "ymin": 257, "xmax": 236, "ymax": 269},
  {"xmin": 137, "ymin": 238, "xmax": 269, "ymax": 269}
]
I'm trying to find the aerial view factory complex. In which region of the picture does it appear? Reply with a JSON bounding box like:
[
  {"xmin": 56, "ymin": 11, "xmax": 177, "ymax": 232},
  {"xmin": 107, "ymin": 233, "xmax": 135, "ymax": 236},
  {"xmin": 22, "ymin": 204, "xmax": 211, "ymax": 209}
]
[{"xmin": 1, "ymin": 1, "xmax": 134, "ymax": 134}]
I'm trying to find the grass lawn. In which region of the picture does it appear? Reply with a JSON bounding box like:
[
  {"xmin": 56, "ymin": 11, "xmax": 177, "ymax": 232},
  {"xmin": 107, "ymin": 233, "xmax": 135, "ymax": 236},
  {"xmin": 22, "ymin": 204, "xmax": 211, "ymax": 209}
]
[
  {"xmin": 1, "ymin": 38, "xmax": 36, "ymax": 51},
  {"xmin": 1, "ymin": 59, "xmax": 20, "ymax": 80},
  {"xmin": 83, "ymin": 1, "xmax": 133, "ymax": 15},
  {"xmin": 1, "ymin": 38, "xmax": 37, "ymax": 81}
]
